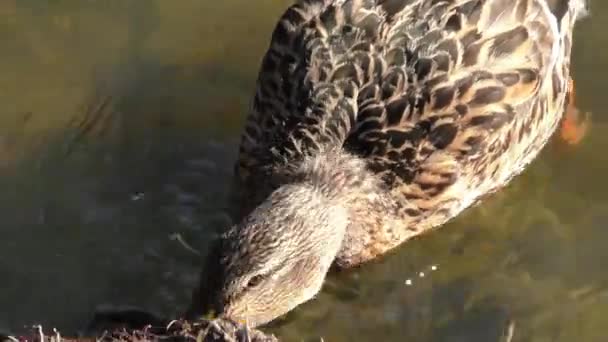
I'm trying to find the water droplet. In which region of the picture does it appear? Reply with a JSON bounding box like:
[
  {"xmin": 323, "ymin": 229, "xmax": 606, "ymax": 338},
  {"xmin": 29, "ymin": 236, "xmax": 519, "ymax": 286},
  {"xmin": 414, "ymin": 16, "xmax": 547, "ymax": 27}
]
[{"xmin": 131, "ymin": 192, "xmax": 145, "ymax": 201}]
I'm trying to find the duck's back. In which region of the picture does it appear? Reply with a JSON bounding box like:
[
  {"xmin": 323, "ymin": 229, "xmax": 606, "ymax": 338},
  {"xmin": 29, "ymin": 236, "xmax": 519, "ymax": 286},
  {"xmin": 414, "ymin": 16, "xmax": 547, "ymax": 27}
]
[{"xmin": 235, "ymin": 0, "xmax": 585, "ymax": 219}]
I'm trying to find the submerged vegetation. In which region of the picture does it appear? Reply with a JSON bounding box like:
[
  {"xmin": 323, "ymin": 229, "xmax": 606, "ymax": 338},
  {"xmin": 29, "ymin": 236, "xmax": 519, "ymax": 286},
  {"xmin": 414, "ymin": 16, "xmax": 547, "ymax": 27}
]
[{"xmin": 2, "ymin": 318, "xmax": 277, "ymax": 342}]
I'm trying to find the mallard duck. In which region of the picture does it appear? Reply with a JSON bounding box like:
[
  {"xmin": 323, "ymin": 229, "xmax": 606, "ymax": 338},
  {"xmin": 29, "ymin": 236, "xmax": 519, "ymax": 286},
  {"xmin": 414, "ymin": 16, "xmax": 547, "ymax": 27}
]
[{"xmin": 186, "ymin": 0, "xmax": 589, "ymax": 327}]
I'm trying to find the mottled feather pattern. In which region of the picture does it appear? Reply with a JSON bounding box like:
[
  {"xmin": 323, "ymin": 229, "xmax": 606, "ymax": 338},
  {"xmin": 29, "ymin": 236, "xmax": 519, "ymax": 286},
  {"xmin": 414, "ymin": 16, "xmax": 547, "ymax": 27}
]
[
  {"xmin": 191, "ymin": 177, "xmax": 349, "ymax": 313},
  {"xmin": 234, "ymin": 0, "xmax": 585, "ymax": 265}
]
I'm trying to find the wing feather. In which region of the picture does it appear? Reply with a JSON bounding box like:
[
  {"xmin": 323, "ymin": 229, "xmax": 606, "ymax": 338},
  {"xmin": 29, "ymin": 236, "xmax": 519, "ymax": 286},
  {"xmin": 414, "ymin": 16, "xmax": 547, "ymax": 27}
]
[{"xmin": 235, "ymin": 0, "xmax": 582, "ymax": 220}]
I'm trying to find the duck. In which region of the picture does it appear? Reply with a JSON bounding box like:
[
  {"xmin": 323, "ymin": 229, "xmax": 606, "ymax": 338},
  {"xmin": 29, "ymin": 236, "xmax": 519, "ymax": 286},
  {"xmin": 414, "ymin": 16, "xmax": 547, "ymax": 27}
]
[{"xmin": 185, "ymin": 0, "xmax": 590, "ymax": 328}]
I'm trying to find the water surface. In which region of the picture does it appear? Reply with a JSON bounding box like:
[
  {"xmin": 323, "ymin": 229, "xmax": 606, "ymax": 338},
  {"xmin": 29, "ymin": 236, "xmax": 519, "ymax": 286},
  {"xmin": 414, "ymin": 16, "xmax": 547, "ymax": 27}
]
[{"xmin": 1, "ymin": 1, "xmax": 607, "ymax": 341}]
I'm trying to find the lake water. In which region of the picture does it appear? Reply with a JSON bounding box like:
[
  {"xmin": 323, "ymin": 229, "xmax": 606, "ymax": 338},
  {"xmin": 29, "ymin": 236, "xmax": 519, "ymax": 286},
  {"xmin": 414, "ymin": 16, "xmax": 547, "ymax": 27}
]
[{"xmin": 1, "ymin": 1, "xmax": 607, "ymax": 341}]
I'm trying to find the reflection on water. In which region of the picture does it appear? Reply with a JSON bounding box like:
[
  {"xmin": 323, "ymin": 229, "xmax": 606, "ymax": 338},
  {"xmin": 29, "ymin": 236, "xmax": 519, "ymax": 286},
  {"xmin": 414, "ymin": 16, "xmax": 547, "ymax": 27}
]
[{"xmin": 1, "ymin": 1, "xmax": 607, "ymax": 341}]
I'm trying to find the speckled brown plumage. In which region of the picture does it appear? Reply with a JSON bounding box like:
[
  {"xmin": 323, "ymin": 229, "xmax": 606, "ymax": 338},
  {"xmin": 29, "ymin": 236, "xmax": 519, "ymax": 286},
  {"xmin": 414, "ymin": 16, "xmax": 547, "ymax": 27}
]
[
  {"xmin": 235, "ymin": 0, "xmax": 584, "ymax": 266},
  {"xmin": 188, "ymin": 0, "xmax": 588, "ymax": 328}
]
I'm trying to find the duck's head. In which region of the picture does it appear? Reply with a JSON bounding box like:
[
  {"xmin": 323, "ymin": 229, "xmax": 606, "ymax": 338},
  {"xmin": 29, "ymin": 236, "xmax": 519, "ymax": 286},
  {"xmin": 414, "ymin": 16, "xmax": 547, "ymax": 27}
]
[
  {"xmin": 186, "ymin": 181, "xmax": 349, "ymax": 327},
  {"xmin": 186, "ymin": 152, "xmax": 376, "ymax": 327}
]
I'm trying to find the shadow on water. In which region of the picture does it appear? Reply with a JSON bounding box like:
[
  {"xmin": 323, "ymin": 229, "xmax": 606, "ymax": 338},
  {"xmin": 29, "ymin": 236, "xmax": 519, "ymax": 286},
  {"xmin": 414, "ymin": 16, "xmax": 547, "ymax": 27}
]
[
  {"xmin": 1, "ymin": 1, "xmax": 608, "ymax": 341},
  {"xmin": 0, "ymin": 56, "xmax": 247, "ymax": 333}
]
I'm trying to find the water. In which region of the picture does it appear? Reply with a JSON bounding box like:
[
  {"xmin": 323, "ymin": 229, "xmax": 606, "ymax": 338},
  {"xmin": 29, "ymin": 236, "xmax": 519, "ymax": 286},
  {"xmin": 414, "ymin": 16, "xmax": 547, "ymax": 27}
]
[{"xmin": 1, "ymin": 1, "xmax": 607, "ymax": 341}]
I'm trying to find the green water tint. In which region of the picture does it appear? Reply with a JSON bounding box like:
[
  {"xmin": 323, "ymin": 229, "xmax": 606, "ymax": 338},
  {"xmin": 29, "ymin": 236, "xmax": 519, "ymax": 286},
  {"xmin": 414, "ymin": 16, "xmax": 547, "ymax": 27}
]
[{"xmin": 1, "ymin": 1, "xmax": 607, "ymax": 341}]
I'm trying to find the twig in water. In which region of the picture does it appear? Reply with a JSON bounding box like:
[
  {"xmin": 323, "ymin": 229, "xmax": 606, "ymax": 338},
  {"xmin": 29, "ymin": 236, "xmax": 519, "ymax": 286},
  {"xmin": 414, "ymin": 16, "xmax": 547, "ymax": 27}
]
[
  {"xmin": 244, "ymin": 317, "xmax": 251, "ymax": 342},
  {"xmin": 209, "ymin": 320, "xmax": 236, "ymax": 342},
  {"xmin": 196, "ymin": 320, "xmax": 214, "ymax": 342},
  {"xmin": 96, "ymin": 330, "xmax": 108, "ymax": 342},
  {"xmin": 503, "ymin": 320, "xmax": 515, "ymax": 342},
  {"xmin": 35, "ymin": 325, "xmax": 44, "ymax": 342},
  {"xmin": 166, "ymin": 320, "xmax": 180, "ymax": 331},
  {"xmin": 169, "ymin": 233, "xmax": 201, "ymax": 256}
]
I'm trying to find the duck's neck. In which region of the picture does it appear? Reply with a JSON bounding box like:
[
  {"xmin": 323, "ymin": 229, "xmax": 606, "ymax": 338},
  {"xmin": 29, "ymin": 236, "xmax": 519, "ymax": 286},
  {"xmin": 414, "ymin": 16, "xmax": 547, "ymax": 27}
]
[
  {"xmin": 288, "ymin": 149, "xmax": 381, "ymax": 201},
  {"xmin": 289, "ymin": 149, "xmax": 402, "ymax": 269}
]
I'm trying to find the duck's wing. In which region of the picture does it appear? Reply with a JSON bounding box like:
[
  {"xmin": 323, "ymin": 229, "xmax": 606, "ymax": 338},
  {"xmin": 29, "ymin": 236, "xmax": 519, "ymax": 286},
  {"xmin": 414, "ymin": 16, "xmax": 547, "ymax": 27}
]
[
  {"xmin": 348, "ymin": 0, "xmax": 585, "ymax": 224},
  {"xmin": 235, "ymin": 0, "xmax": 584, "ymax": 216},
  {"xmin": 235, "ymin": 0, "xmax": 368, "ymax": 209}
]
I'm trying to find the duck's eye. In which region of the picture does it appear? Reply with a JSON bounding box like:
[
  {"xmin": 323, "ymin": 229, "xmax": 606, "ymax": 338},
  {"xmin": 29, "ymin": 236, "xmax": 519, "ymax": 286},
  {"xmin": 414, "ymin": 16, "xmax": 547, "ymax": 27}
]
[{"xmin": 246, "ymin": 274, "xmax": 264, "ymax": 288}]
